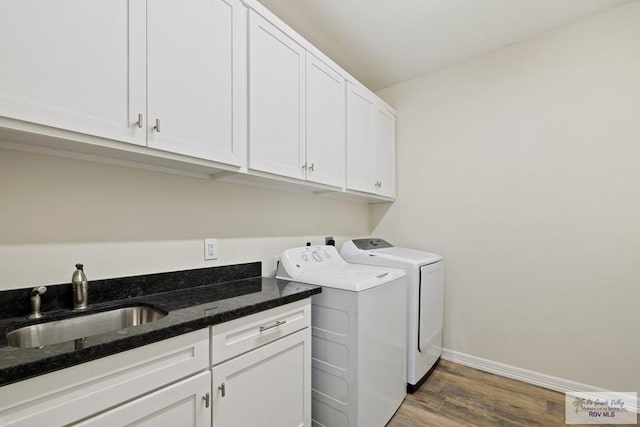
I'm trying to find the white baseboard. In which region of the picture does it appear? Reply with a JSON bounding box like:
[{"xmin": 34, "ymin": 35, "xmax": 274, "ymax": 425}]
[{"xmin": 441, "ymin": 348, "xmax": 638, "ymax": 414}]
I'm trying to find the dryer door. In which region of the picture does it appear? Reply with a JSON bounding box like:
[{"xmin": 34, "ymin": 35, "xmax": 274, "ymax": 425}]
[{"xmin": 418, "ymin": 262, "xmax": 444, "ymax": 359}]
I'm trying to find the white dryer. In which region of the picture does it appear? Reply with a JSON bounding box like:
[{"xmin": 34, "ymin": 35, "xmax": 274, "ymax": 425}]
[
  {"xmin": 341, "ymin": 238, "xmax": 444, "ymax": 393},
  {"xmin": 277, "ymin": 245, "xmax": 407, "ymax": 427}
]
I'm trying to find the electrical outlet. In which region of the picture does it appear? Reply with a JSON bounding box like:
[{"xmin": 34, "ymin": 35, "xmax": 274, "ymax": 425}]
[{"xmin": 204, "ymin": 238, "xmax": 218, "ymax": 260}]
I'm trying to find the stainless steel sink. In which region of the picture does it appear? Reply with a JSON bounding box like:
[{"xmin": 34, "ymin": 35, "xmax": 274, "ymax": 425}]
[{"xmin": 6, "ymin": 305, "xmax": 167, "ymax": 348}]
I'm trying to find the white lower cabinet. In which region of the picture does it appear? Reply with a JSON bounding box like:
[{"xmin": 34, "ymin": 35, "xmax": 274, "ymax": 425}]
[
  {"xmin": 211, "ymin": 329, "xmax": 310, "ymax": 427},
  {"xmin": 0, "ymin": 330, "xmax": 209, "ymax": 427},
  {"xmin": 78, "ymin": 371, "xmax": 211, "ymax": 427},
  {"xmin": 210, "ymin": 299, "xmax": 312, "ymax": 427},
  {"xmin": 0, "ymin": 300, "xmax": 312, "ymax": 427}
]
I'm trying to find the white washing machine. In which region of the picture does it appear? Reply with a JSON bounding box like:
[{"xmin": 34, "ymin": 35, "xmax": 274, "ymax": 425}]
[
  {"xmin": 341, "ymin": 238, "xmax": 444, "ymax": 393},
  {"xmin": 276, "ymin": 245, "xmax": 407, "ymax": 427}
]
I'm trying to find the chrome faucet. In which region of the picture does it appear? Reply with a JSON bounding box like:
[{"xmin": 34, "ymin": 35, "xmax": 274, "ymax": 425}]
[
  {"xmin": 71, "ymin": 263, "xmax": 88, "ymax": 310},
  {"xmin": 29, "ymin": 286, "xmax": 47, "ymax": 319}
]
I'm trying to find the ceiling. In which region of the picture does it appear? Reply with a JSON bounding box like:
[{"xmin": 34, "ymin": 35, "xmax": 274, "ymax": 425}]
[{"xmin": 257, "ymin": 0, "xmax": 636, "ymax": 91}]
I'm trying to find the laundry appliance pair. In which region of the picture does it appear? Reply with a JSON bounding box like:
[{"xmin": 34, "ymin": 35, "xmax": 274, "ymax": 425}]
[{"xmin": 277, "ymin": 239, "xmax": 443, "ymax": 427}]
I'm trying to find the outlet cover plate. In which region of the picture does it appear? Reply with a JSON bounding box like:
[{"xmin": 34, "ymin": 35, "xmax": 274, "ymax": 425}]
[{"xmin": 204, "ymin": 238, "xmax": 218, "ymax": 260}]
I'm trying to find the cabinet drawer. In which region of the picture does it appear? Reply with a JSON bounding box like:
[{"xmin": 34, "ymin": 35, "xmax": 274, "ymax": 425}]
[
  {"xmin": 0, "ymin": 329, "xmax": 209, "ymax": 427},
  {"xmin": 210, "ymin": 299, "xmax": 310, "ymax": 366}
]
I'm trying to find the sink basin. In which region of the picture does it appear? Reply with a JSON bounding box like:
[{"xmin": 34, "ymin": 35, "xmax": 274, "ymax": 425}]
[{"xmin": 6, "ymin": 305, "xmax": 167, "ymax": 348}]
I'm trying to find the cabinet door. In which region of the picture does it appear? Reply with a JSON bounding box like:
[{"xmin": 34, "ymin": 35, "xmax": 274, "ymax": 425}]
[
  {"xmin": 345, "ymin": 82, "xmax": 375, "ymax": 193},
  {"xmin": 212, "ymin": 328, "xmax": 311, "ymax": 427},
  {"xmin": 248, "ymin": 11, "xmax": 306, "ymax": 179},
  {"xmin": 77, "ymin": 371, "xmax": 211, "ymax": 427},
  {"xmin": 146, "ymin": 0, "xmax": 246, "ymax": 166},
  {"xmin": 0, "ymin": 0, "xmax": 146, "ymax": 146},
  {"xmin": 374, "ymin": 106, "xmax": 396, "ymax": 198},
  {"xmin": 305, "ymin": 54, "xmax": 345, "ymax": 188}
]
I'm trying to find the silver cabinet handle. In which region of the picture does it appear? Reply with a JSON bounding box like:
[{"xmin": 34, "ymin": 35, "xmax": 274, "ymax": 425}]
[
  {"xmin": 218, "ymin": 383, "xmax": 226, "ymax": 397},
  {"xmin": 136, "ymin": 113, "xmax": 143, "ymax": 129},
  {"xmin": 301, "ymin": 163, "xmax": 307, "ymax": 170},
  {"xmin": 259, "ymin": 320, "xmax": 287, "ymax": 332},
  {"xmin": 153, "ymin": 118, "xmax": 160, "ymax": 132},
  {"xmin": 308, "ymin": 163, "xmax": 314, "ymax": 172},
  {"xmin": 202, "ymin": 392, "xmax": 210, "ymax": 407}
]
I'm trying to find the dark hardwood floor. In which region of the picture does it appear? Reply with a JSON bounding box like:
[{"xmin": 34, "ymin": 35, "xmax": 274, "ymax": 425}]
[{"xmin": 388, "ymin": 359, "xmax": 638, "ymax": 427}]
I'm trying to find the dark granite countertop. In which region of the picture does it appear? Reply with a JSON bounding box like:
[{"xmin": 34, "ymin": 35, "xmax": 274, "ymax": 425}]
[{"xmin": 0, "ymin": 262, "xmax": 320, "ymax": 387}]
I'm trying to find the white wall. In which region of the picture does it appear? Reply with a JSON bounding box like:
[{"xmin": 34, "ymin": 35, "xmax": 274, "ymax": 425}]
[
  {"xmin": 0, "ymin": 148, "xmax": 369, "ymax": 288},
  {"xmin": 373, "ymin": 3, "xmax": 640, "ymax": 392}
]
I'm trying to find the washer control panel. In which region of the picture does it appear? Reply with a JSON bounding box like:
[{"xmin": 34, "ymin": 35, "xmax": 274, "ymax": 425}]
[{"xmin": 280, "ymin": 245, "xmax": 346, "ymax": 277}]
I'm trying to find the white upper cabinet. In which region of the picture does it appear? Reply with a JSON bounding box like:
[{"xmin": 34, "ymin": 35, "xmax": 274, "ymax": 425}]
[
  {"xmin": 145, "ymin": 0, "xmax": 246, "ymax": 165},
  {"xmin": 0, "ymin": 0, "xmax": 145, "ymax": 146},
  {"xmin": 0, "ymin": 0, "xmax": 246, "ymax": 167},
  {"xmin": 248, "ymin": 12, "xmax": 346, "ymax": 189},
  {"xmin": 373, "ymin": 106, "xmax": 396, "ymax": 198},
  {"xmin": 346, "ymin": 83, "xmax": 375, "ymax": 194},
  {"xmin": 0, "ymin": 0, "xmax": 394, "ymax": 200},
  {"xmin": 248, "ymin": 10, "xmax": 306, "ymax": 180},
  {"xmin": 346, "ymin": 82, "xmax": 396, "ymax": 198},
  {"xmin": 305, "ymin": 54, "xmax": 346, "ymax": 188}
]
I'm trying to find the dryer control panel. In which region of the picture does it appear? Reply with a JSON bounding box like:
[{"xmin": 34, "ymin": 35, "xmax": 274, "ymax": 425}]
[{"xmin": 351, "ymin": 238, "xmax": 393, "ymax": 250}]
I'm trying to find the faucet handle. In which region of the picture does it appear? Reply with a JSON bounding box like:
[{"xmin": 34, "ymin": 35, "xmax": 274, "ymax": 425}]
[
  {"xmin": 31, "ymin": 286, "xmax": 47, "ymax": 296},
  {"xmin": 29, "ymin": 286, "xmax": 47, "ymax": 319}
]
